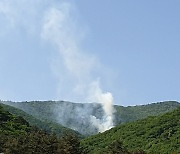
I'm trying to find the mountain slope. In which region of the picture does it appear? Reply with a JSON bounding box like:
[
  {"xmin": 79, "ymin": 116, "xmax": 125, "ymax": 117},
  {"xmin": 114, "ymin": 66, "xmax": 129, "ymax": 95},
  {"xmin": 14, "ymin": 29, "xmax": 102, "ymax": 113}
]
[
  {"xmin": 81, "ymin": 107, "xmax": 180, "ymax": 153},
  {"xmin": 0, "ymin": 103, "xmax": 81, "ymax": 137},
  {"xmin": 0, "ymin": 104, "xmax": 31, "ymax": 136},
  {"xmin": 0, "ymin": 104, "xmax": 82, "ymax": 153},
  {"xmin": 114, "ymin": 101, "xmax": 180, "ymax": 123},
  {"xmin": 0, "ymin": 104, "xmax": 33, "ymax": 152},
  {"xmin": 1, "ymin": 101, "xmax": 104, "ymax": 135},
  {"xmin": 1, "ymin": 100, "xmax": 179, "ymax": 136}
]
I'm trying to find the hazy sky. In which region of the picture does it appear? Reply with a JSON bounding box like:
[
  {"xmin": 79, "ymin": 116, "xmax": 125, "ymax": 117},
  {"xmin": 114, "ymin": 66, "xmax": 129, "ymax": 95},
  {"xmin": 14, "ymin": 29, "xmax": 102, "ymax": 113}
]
[{"xmin": 0, "ymin": 0, "xmax": 179, "ymax": 106}]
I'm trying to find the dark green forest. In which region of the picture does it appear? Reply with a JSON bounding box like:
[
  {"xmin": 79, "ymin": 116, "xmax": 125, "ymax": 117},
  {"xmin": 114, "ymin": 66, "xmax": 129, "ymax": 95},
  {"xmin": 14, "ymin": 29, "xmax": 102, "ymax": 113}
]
[
  {"xmin": 81, "ymin": 107, "xmax": 180, "ymax": 153},
  {"xmin": 0, "ymin": 101, "xmax": 180, "ymax": 153},
  {"xmin": 0, "ymin": 103, "xmax": 81, "ymax": 138},
  {"xmin": 0, "ymin": 104, "xmax": 81, "ymax": 154},
  {"xmin": 114, "ymin": 101, "xmax": 180, "ymax": 123},
  {"xmin": 0, "ymin": 104, "xmax": 141, "ymax": 154},
  {"xmin": 1, "ymin": 100, "xmax": 179, "ymax": 136}
]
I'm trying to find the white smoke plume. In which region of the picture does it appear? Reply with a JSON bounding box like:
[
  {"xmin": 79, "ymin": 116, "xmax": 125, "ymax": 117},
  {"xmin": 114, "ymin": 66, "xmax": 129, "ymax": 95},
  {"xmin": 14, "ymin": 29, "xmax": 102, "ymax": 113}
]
[
  {"xmin": 88, "ymin": 80, "xmax": 114, "ymax": 132},
  {"xmin": 0, "ymin": 0, "xmax": 115, "ymax": 132},
  {"xmin": 41, "ymin": 1, "xmax": 115, "ymax": 132}
]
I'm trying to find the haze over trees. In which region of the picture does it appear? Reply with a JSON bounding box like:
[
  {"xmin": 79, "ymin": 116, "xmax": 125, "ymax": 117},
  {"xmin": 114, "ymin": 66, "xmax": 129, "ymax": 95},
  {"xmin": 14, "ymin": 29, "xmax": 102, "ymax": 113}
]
[
  {"xmin": 1, "ymin": 100, "xmax": 179, "ymax": 136},
  {"xmin": 0, "ymin": 101, "xmax": 180, "ymax": 153}
]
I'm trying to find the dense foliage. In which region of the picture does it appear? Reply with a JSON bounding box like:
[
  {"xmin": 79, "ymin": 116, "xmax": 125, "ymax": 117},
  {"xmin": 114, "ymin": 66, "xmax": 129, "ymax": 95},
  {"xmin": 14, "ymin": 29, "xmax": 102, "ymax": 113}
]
[
  {"xmin": 0, "ymin": 104, "xmax": 141, "ymax": 154},
  {"xmin": 1, "ymin": 100, "xmax": 179, "ymax": 136},
  {"xmin": 1, "ymin": 101, "xmax": 104, "ymax": 135},
  {"xmin": 0, "ymin": 105, "xmax": 82, "ymax": 154},
  {"xmin": 1, "ymin": 101, "xmax": 179, "ymax": 153},
  {"xmin": 0, "ymin": 103, "xmax": 82, "ymax": 138},
  {"xmin": 114, "ymin": 101, "xmax": 180, "ymax": 124},
  {"xmin": 81, "ymin": 107, "xmax": 180, "ymax": 153}
]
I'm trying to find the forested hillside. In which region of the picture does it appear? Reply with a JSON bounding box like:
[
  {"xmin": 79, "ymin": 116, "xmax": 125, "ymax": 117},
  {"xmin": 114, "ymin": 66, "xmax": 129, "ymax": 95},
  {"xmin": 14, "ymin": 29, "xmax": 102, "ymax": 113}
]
[
  {"xmin": 81, "ymin": 107, "xmax": 180, "ymax": 153},
  {"xmin": 0, "ymin": 103, "xmax": 81, "ymax": 137},
  {"xmin": 1, "ymin": 102, "xmax": 179, "ymax": 153},
  {"xmin": 114, "ymin": 101, "xmax": 180, "ymax": 123},
  {"xmin": 1, "ymin": 100, "xmax": 179, "ymax": 136},
  {"xmin": 1, "ymin": 101, "xmax": 104, "ymax": 135},
  {"xmin": 0, "ymin": 104, "xmax": 82, "ymax": 154},
  {"xmin": 0, "ymin": 104, "xmax": 145, "ymax": 154}
]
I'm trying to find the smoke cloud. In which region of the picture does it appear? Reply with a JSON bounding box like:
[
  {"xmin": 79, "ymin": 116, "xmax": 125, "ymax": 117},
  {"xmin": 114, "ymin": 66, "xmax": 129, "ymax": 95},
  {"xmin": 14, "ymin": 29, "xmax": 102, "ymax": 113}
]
[
  {"xmin": 41, "ymin": 1, "xmax": 115, "ymax": 132},
  {"xmin": 0, "ymin": 0, "xmax": 115, "ymax": 133},
  {"xmin": 88, "ymin": 80, "xmax": 114, "ymax": 132}
]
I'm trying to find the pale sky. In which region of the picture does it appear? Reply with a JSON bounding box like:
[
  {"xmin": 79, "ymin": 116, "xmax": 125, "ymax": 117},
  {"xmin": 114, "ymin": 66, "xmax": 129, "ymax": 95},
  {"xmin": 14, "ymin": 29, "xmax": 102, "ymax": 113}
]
[{"xmin": 0, "ymin": 0, "xmax": 179, "ymax": 106}]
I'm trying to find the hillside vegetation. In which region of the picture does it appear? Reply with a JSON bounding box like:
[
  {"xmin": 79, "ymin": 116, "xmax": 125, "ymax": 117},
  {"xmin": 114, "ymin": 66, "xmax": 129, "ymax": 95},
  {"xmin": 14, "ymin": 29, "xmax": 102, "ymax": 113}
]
[
  {"xmin": 1, "ymin": 101, "xmax": 104, "ymax": 135},
  {"xmin": 1, "ymin": 101, "xmax": 179, "ymax": 153},
  {"xmin": 0, "ymin": 104, "xmax": 82, "ymax": 154},
  {"xmin": 0, "ymin": 103, "xmax": 81, "ymax": 138},
  {"xmin": 0, "ymin": 104, "xmax": 145, "ymax": 154},
  {"xmin": 1, "ymin": 100, "xmax": 179, "ymax": 136},
  {"xmin": 81, "ymin": 107, "xmax": 180, "ymax": 153},
  {"xmin": 114, "ymin": 101, "xmax": 180, "ymax": 123}
]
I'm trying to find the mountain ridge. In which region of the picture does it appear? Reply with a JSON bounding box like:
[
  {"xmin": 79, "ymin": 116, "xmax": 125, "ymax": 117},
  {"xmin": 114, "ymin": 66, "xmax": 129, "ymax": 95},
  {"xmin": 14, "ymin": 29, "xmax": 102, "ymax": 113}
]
[
  {"xmin": 81, "ymin": 107, "xmax": 180, "ymax": 153},
  {"xmin": 1, "ymin": 100, "xmax": 179, "ymax": 136},
  {"xmin": 0, "ymin": 102, "xmax": 82, "ymax": 137}
]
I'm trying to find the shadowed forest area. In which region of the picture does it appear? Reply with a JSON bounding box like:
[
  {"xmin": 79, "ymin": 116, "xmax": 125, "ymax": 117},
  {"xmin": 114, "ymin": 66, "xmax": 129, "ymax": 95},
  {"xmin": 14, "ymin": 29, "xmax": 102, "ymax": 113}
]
[{"xmin": 0, "ymin": 101, "xmax": 180, "ymax": 153}]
